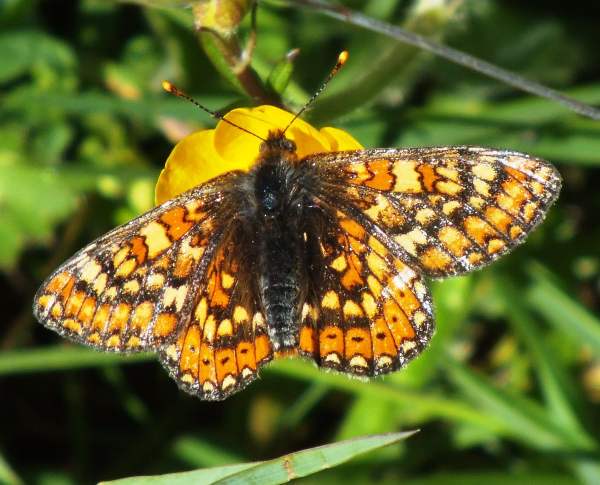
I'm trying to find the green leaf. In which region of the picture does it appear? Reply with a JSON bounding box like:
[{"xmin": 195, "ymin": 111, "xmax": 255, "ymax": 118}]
[
  {"xmin": 101, "ymin": 431, "xmax": 417, "ymax": 485},
  {"xmin": 0, "ymin": 162, "xmax": 155, "ymax": 269},
  {"xmin": 266, "ymin": 49, "xmax": 298, "ymax": 96},
  {"xmin": 0, "ymin": 30, "xmax": 75, "ymax": 82}
]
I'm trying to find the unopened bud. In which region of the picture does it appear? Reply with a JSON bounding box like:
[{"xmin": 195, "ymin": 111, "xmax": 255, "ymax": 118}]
[{"xmin": 193, "ymin": 0, "xmax": 252, "ymax": 37}]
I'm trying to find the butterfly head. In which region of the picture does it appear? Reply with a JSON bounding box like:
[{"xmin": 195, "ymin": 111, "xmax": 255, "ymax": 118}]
[{"xmin": 259, "ymin": 130, "xmax": 297, "ymax": 157}]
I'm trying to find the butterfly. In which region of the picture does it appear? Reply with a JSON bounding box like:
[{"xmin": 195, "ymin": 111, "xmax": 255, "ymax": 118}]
[{"xmin": 33, "ymin": 55, "xmax": 562, "ymax": 401}]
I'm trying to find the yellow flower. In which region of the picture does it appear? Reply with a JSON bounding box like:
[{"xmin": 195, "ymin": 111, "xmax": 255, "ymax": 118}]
[{"xmin": 155, "ymin": 105, "xmax": 363, "ymax": 204}]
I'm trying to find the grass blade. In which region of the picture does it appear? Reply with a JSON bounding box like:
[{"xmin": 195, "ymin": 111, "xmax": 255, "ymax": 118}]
[
  {"xmin": 102, "ymin": 431, "xmax": 417, "ymax": 485},
  {"xmin": 526, "ymin": 263, "xmax": 600, "ymax": 356},
  {"xmin": 495, "ymin": 275, "xmax": 589, "ymax": 443},
  {"xmin": 0, "ymin": 347, "xmax": 152, "ymax": 376}
]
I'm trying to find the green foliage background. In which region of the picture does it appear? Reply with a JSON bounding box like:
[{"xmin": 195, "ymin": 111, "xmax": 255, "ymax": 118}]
[{"xmin": 1, "ymin": 0, "xmax": 600, "ymax": 483}]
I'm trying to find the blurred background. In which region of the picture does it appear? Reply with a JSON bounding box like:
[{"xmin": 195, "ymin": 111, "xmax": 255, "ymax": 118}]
[{"xmin": 1, "ymin": 0, "xmax": 600, "ymax": 483}]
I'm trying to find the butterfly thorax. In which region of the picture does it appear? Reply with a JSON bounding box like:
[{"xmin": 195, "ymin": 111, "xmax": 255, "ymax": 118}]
[{"xmin": 250, "ymin": 131, "xmax": 308, "ymax": 351}]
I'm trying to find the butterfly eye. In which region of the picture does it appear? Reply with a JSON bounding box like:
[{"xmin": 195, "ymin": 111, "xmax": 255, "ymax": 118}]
[{"xmin": 282, "ymin": 138, "xmax": 296, "ymax": 152}]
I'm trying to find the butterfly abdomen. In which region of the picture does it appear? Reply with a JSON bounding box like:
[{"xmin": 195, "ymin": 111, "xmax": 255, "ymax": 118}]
[
  {"xmin": 258, "ymin": 226, "xmax": 305, "ymax": 350},
  {"xmin": 252, "ymin": 157, "xmax": 308, "ymax": 351}
]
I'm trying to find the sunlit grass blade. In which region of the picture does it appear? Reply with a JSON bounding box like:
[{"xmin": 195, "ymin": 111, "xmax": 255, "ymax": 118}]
[
  {"xmin": 101, "ymin": 462, "xmax": 257, "ymax": 485},
  {"xmin": 494, "ymin": 275, "xmax": 588, "ymax": 441},
  {"xmin": 277, "ymin": 382, "xmax": 329, "ymax": 430},
  {"xmin": 102, "ymin": 431, "xmax": 417, "ymax": 485},
  {"xmin": 268, "ymin": 358, "xmax": 509, "ymax": 433},
  {"xmin": 170, "ymin": 436, "xmax": 244, "ymax": 468},
  {"xmin": 448, "ymin": 355, "xmax": 600, "ymax": 482},
  {"xmin": 0, "ymin": 347, "xmax": 152, "ymax": 376},
  {"xmin": 526, "ymin": 263, "xmax": 600, "ymax": 355},
  {"xmin": 0, "ymin": 452, "xmax": 23, "ymax": 485},
  {"xmin": 445, "ymin": 356, "xmax": 570, "ymax": 450}
]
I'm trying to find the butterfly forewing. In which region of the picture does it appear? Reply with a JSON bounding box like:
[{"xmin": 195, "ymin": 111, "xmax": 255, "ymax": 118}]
[
  {"xmin": 308, "ymin": 146, "xmax": 561, "ymax": 278},
  {"xmin": 34, "ymin": 196, "xmax": 221, "ymax": 351}
]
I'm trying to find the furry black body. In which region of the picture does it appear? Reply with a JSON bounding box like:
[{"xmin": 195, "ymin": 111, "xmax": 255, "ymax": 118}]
[{"xmin": 234, "ymin": 132, "xmax": 316, "ymax": 352}]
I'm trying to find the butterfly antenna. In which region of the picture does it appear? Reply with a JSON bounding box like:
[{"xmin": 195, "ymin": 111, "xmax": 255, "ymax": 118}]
[
  {"xmin": 282, "ymin": 50, "xmax": 348, "ymax": 135},
  {"xmin": 161, "ymin": 81, "xmax": 267, "ymax": 142}
]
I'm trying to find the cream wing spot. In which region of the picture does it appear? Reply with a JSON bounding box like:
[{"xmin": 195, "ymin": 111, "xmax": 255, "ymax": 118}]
[
  {"xmin": 331, "ymin": 255, "xmax": 347, "ymax": 272},
  {"xmin": 415, "ymin": 208, "xmax": 436, "ymax": 224},
  {"xmin": 392, "ymin": 161, "xmax": 422, "ymax": 192},
  {"xmin": 195, "ymin": 298, "xmax": 208, "ymax": 327},
  {"xmin": 203, "ymin": 315, "xmax": 217, "ymax": 342},
  {"xmin": 376, "ymin": 356, "xmax": 393, "ymax": 368},
  {"xmin": 93, "ymin": 273, "xmax": 108, "ymax": 295},
  {"xmin": 147, "ymin": 273, "xmax": 165, "ymax": 289},
  {"xmin": 343, "ymin": 300, "xmax": 364, "ymax": 318},
  {"xmin": 322, "ymin": 290, "xmax": 340, "ymax": 310},
  {"xmin": 181, "ymin": 374, "xmax": 194, "ymax": 385},
  {"xmin": 442, "ymin": 200, "xmax": 461, "ymax": 215},
  {"xmin": 112, "ymin": 247, "xmax": 129, "ymax": 268},
  {"xmin": 252, "ymin": 312, "xmax": 266, "ymax": 330},
  {"xmin": 324, "ymin": 353, "xmax": 341, "ymax": 364},
  {"xmin": 140, "ymin": 221, "xmax": 171, "ymax": 258},
  {"xmin": 349, "ymin": 355, "xmax": 369, "ymax": 369},
  {"xmin": 163, "ymin": 285, "xmax": 188, "ymax": 311},
  {"xmin": 217, "ymin": 319, "xmax": 233, "ymax": 337},
  {"xmin": 233, "ymin": 306, "xmax": 249, "ymax": 324},
  {"xmin": 472, "ymin": 163, "xmax": 497, "ymax": 181},
  {"xmin": 221, "ymin": 374, "xmax": 236, "ymax": 390},
  {"xmin": 401, "ymin": 341, "xmax": 417, "ymax": 352},
  {"xmin": 221, "ymin": 272, "xmax": 234, "ymax": 289},
  {"xmin": 361, "ymin": 292, "xmax": 378, "ymax": 318},
  {"xmin": 473, "ymin": 178, "xmax": 491, "ymax": 197},
  {"xmin": 80, "ymin": 260, "xmax": 102, "ymax": 283},
  {"xmin": 115, "ymin": 258, "xmax": 136, "ymax": 278},
  {"xmin": 413, "ymin": 311, "xmax": 427, "ymax": 327},
  {"xmin": 123, "ymin": 280, "xmax": 140, "ymax": 294}
]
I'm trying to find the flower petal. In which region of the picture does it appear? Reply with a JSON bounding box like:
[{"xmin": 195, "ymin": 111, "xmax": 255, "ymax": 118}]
[
  {"xmin": 320, "ymin": 127, "xmax": 363, "ymax": 150},
  {"xmin": 156, "ymin": 106, "xmax": 364, "ymax": 204},
  {"xmin": 214, "ymin": 105, "xmax": 332, "ymax": 162},
  {"xmin": 155, "ymin": 129, "xmax": 230, "ymax": 204}
]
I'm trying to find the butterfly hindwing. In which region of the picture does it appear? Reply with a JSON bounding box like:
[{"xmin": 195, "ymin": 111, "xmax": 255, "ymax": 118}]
[
  {"xmin": 159, "ymin": 235, "xmax": 274, "ymax": 400},
  {"xmin": 300, "ymin": 200, "xmax": 434, "ymax": 377},
  {"xmin": 308, "ymin": 146, "xmax": 561, "ymax": 277}
]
